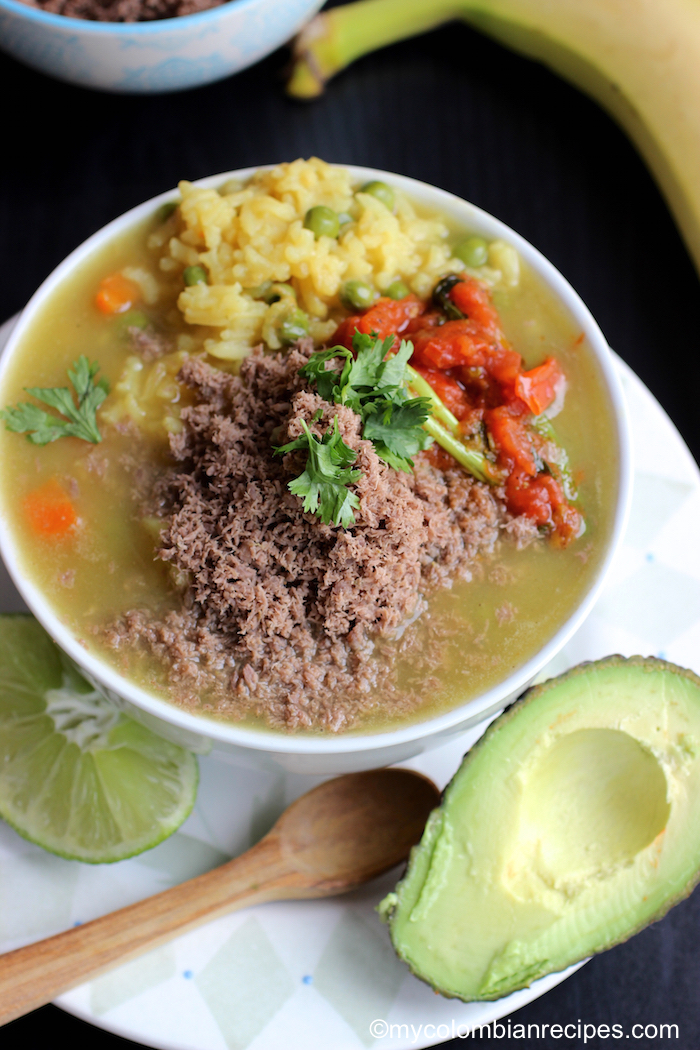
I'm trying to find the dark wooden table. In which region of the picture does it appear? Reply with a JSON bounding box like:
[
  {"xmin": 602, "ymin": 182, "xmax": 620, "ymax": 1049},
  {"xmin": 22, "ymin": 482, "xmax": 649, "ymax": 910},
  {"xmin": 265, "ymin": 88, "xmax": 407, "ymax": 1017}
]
[{"xmin": 1, "ymin": 5, "xmax": 699, "ymax": 1048}]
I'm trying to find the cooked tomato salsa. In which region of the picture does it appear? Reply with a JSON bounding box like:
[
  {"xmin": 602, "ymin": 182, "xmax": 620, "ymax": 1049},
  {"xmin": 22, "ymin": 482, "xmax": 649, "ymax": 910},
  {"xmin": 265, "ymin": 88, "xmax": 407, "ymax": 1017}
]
[{"xmin": 334, "ymin": 273, "xmax": 581, "ymax": 547}]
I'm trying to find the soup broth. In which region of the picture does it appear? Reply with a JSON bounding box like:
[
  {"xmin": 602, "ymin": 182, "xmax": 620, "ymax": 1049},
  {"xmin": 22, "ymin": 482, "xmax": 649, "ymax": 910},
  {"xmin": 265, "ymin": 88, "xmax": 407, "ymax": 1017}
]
[{"xmin": 0, "ymin": 169, "xmax": 619, "ymax": 734}]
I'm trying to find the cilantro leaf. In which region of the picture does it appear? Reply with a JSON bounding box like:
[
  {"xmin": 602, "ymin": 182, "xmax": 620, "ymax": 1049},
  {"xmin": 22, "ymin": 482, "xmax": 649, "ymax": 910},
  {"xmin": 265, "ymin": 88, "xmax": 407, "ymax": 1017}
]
[
  {"xmin": 339, "ymin": 334, "xmax": 408, "ymax": 414},
  {"xmin": 275, "ymin": 418, "xmax": 361, "ymax": 528},
  {"xmin": 300, "ymin": 332, "xmax": 432, "ymax": 478},
  {"xmin": 298, "ymin": 347, "xmax": 352, "ymax": 403},
  {"xmin": 289, "ymin": 328, "xmax": 496, "ymax": 528},
  {"xmin": 340, "ymin": 333, "xmax": 390, "ymax": 405},
  {"xmin": 362, "ymin": 396, "xmax": 433, "ymax": 472},
  {"xmin": 295, "ymin": 327, "xmax": 499, "ymax": 504},
  {"xmin": 1, "ymin": 357, "xmax": 109, "ymax": 445},
  {"xmin": 300, "ymin": 333, "xmax": 412, "ymax": 417}
]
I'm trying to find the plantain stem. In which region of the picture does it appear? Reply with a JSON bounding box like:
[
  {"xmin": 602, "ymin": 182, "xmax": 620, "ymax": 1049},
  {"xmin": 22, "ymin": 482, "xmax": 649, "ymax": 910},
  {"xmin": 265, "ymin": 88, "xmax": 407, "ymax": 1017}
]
[{"xmin": 288, "ymin": 0, "xmax": 466, "ymax": 98}]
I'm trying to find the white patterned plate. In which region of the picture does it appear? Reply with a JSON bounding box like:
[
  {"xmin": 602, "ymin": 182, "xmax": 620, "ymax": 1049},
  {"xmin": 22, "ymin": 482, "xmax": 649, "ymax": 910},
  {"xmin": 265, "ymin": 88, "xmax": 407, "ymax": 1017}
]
[{"xmin": 0, "ymin": 313, "xmax": 698, "ymax": 1050}]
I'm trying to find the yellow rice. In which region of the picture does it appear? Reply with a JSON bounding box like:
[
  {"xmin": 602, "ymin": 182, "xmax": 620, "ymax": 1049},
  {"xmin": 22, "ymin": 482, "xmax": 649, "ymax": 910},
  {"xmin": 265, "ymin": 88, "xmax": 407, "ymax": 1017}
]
[
  {"xmin": 152, "ymin": 158, "xmax": 520, "ymax": 361},
  {"xmin": 105, "ymin": 159, "xmax": 521, "ymax": 434}
]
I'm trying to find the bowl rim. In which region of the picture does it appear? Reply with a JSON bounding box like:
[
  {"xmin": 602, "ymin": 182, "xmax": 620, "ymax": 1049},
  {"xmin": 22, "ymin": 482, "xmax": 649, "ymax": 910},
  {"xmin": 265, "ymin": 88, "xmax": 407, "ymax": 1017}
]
[
  {"xmin": 0, "ymin": 163, "xmax": 633, "ymax": 755},
  {"xmin": 0, "ymin": 0, "xmax": 276, "ymax": 31}
]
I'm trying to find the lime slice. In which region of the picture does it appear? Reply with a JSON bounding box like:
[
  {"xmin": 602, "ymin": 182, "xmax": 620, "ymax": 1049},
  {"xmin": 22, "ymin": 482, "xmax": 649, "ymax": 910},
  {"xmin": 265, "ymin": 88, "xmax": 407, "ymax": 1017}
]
[{"xmin": 0, "ymin": 614, "xmax": 198, "ymax": 863}]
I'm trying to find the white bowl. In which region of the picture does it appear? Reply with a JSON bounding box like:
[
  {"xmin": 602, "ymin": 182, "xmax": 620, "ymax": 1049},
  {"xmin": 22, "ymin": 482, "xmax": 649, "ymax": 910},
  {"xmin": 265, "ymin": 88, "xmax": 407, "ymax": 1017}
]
[
  {"xmin": 0, "ymin": 0, "xmax": 322, "ymax": 93},
  {"xmin": 0, "ymin": 165, "xmax": 633, "ymax": 773}
]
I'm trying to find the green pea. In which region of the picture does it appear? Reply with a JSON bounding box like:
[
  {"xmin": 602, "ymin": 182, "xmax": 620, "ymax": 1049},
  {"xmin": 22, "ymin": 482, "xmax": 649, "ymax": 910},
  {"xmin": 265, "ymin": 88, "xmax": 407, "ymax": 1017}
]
[
  {"xmin": 117, "ymin": 309, "xmax": 150, "ymax": 332},
  {"xmin": 360, "ymin": 181, "xmax": 395, "ymax": 211},
  {"xmin": 247, "ymin": 281, "xmax": 296, "ymax": 304},
  {"xmin": 183, "ymin": 265, "xmax": 208, "ymax": 287},
  {"xmin": 385, "ymin": 280, "xmax": 410, "ymax": 300},
  {"xmin": 157, "ymin": 201, "xmax": 178, "ymax": 223},
  {"xmin": 303, "ymin": 206, "xmax": 340, "ymax": 239},
  {"xmin": 340, "ymin": 280, "xmax": 376, "ymax": 311},
  {"xmin": 245, "ymin": 280, "xmax": 273, "ymax": 300},
  {"xmin": 454, "ymin": 236, "xmax": 489, "ymax": 268},
  {"xmin": 278, "ymin": 309, "xmax": 310, "ymax": 345}
]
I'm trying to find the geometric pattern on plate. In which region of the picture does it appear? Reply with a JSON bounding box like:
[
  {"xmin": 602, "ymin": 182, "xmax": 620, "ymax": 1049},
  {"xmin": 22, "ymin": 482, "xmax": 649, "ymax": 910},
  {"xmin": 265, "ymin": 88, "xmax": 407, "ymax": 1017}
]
[
  {"xmin": 90, "ymin": 944, "xmax": 177, "ymax": 1017},
  {"xmin": 313, "ymin": 908, "xmax": 408, "ymax": 1046},
  {"xmin": 195, "ymin": 917, "xmax": 295, "ymax": 1050}
]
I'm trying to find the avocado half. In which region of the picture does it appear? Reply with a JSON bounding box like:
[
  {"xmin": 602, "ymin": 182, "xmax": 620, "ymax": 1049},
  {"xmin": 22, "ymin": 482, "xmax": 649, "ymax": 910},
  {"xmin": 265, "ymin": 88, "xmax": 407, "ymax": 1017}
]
[{"xmin": 380, "ymin": 656, "xmax": 700, "ymax": 1000}]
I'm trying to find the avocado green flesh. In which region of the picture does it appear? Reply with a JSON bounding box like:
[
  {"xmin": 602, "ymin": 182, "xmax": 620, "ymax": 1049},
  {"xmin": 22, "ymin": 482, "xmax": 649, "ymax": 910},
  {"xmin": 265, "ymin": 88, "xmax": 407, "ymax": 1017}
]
[{"xmin": 384, "ymin": 657, "xmax": 700, "ymax": 1000}]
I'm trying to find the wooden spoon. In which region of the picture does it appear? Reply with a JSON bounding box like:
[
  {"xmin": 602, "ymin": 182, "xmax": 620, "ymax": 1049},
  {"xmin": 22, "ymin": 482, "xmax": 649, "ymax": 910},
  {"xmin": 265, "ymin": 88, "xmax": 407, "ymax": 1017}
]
[{"xmin": 0, "ymin": 767, "xmax": 438, "ymax": 1027}]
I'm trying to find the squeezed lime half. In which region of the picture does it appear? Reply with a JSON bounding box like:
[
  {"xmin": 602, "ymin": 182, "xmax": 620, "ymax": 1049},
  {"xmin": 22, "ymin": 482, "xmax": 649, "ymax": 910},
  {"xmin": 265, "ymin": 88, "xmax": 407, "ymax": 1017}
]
[{"xmin": 0, "ymin": 615, "xmax": 198, "ymax": 863}]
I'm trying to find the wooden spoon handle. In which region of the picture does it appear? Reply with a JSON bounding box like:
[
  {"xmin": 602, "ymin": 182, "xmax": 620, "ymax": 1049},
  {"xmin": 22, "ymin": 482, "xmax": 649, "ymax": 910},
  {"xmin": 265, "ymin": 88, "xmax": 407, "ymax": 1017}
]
[{"xmin": 0, "ymin": 832, "xmax": 305, "ymax": 1027}]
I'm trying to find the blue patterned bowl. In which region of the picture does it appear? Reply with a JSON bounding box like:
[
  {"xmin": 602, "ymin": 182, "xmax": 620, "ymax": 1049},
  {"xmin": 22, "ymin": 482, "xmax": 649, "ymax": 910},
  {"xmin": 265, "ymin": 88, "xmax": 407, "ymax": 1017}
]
[{"xmin": 0, "ymin": 0, "xmax": 323, "ymax": 93}]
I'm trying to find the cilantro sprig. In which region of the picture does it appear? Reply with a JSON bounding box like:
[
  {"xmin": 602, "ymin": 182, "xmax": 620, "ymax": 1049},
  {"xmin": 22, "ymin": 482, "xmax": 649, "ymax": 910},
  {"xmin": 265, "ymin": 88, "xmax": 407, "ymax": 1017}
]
[
  {"xmin": 362, "ymin": 398, "xmax": 434, "ymax": 472},
  {"xmin": 278, "ymin": 328, "xmax": 501, "ymax": 529},
  {"xmin": 275, "ymin": 417, "xmax": 362, "ymax": 528},
  {"xmin": 275, "ymin": 331, "xmax": 432, "ymax": 529},
  {"xmin": 299, "ymin": 331, "xmax": 433, "ymax": 472},
  {"xmin": 1, "ymin": 357, "xmax": 110, "ymax": 445}
]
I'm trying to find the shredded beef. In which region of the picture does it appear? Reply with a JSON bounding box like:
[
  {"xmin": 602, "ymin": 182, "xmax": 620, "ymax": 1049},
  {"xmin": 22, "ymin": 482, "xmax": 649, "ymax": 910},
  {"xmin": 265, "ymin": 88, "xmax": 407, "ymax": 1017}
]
[
  {"xmin": 105, "ymin": 345, "xmax": 532, "ymax": 731},
  {"xmin": 18, "ymin": 0, "xmax": 224, "ymax": 21},
  {"xmin": 127, "ymin": 326, "xmax": 173, "ymax": 361},
  {"xmin": 503, "ymin": 512, "xmax": 541, "ymax": 549}
]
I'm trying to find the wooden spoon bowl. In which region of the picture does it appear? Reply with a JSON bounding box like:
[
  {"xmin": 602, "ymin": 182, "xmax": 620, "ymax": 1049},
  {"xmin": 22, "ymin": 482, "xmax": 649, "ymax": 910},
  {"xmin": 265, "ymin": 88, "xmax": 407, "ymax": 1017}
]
[
  {"xmin": 0, "ymin": 768, "xmax": 439, "ymax": 1026},
  {"xmin": 278, "ymin": 768, "xmax": 440, "ymax": 885}
]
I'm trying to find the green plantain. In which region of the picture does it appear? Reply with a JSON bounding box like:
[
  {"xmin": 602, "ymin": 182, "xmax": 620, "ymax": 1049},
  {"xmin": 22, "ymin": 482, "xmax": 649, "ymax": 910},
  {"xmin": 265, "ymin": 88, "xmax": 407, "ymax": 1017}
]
[{"xmin": 288, "ymin": 0, "xmax": 700, "ymax": 279}]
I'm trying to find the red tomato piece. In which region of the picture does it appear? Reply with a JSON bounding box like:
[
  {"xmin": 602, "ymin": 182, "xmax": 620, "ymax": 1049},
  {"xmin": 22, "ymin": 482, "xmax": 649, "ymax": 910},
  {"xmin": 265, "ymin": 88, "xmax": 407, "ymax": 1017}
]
[
  {"xmin": 404, "ymin": 310, "xmax": 444, "ymax": 337},
  {"xmin": 553, "ymin": 505, "xmax": 582, "ymax": 546},
  {"xmin": 485, "ymin": 405, "xmax": 538, "ymax": 476},
  {"xmin": 410, "ymin": 319, "xmax": 493, "ymax": 370},
  {"xmin": 358, "ymin": 295, "xmax": 425, "ymax": 340},
  {"xmin": 514, "ymin": 357, "xmax": 564, "ymax": 415},
  {"xmin": 489, "ymin": 345, "xmax": 523, "ymax": 390},
  {"xmin": 540, "ymin": 473, "xmax": 582, "ymax": 546},
  {"xmin": 449, "ymin": 276, "xmax": 501, "ymax": 335},
  {"xmin": 506, "ymin": 470, "xmax": 552, "ymax": 526},
  {"xmin": 505, "ymin": 470, "xmax": 581, "ymax": 546},
  {"xmin": 332, "ymin": 295, "xmax": 425, "ymax": 350},
  {"xmin": 332, "ymin": 315, "xmax": 364, "ymax": 350}
]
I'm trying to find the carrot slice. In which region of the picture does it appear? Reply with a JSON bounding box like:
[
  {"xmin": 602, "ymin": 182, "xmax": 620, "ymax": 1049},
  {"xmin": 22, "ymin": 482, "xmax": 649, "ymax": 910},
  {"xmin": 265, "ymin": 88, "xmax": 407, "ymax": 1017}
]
[
  {"xmin": 95, "ymin": 273, "xmax": 140, "ymax": 315},
  {"xmin": 23, "ymin": 480, "xmax": 78, "ymax": 539}
]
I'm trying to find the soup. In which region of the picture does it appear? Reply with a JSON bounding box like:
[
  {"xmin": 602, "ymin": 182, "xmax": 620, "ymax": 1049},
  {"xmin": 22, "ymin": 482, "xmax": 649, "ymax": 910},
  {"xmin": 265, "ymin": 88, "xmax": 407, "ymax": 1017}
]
[{"xmin": 0, "ymin": 160, "xmax": 619, "ymax": 734}]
